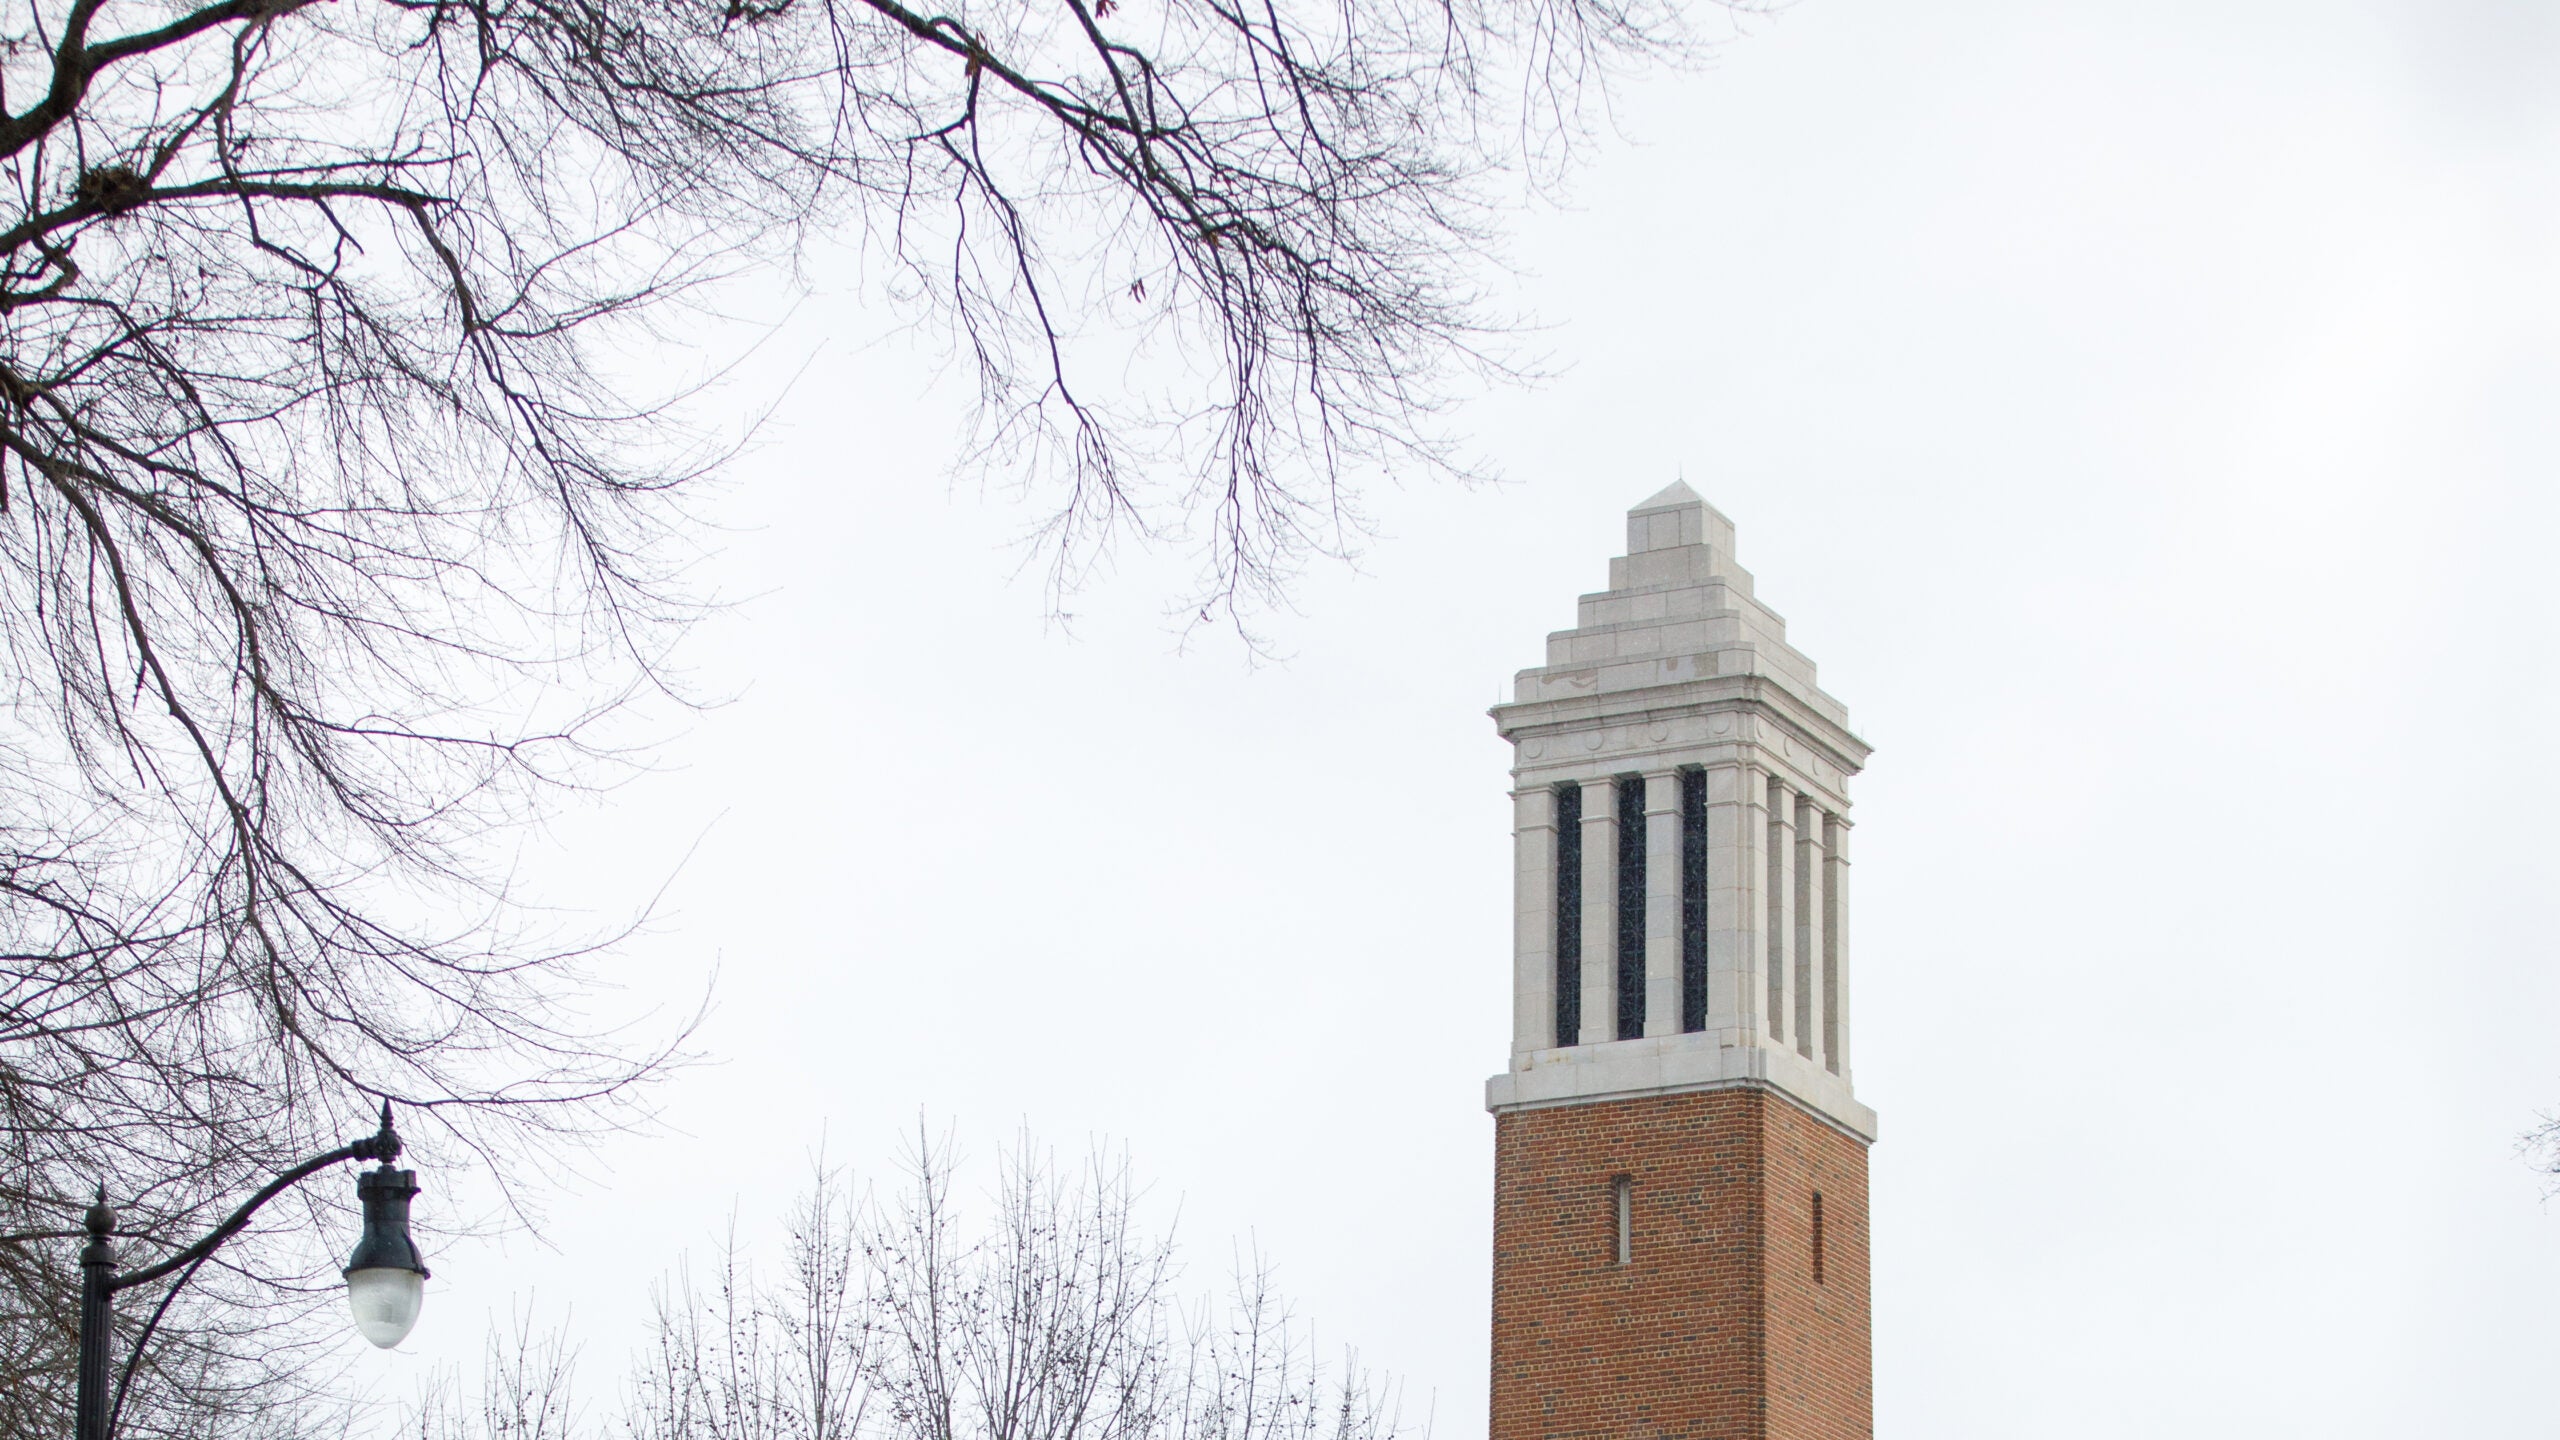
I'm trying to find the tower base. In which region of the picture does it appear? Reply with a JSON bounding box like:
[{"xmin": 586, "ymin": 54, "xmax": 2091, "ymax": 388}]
[{"xmin": 1489, "ymin": 1086, "xmax": 1872, "ymax": 1440}]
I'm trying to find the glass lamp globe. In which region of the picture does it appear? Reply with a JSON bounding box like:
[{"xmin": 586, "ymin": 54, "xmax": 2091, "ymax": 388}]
[
  {"xmin": 346, "ymin": 1265, "xmax": 426, "ymax": 1348},
  {"xmin": 344, "ymin": 1161, "xmax": 431, "ymax": 1349}
]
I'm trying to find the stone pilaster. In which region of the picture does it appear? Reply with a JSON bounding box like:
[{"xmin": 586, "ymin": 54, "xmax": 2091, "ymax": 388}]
[
  {"xmin": 1641, "ymin": 770, "xmax": 1682, "ymax": 1039},
  {"xmin": 1577, "ymin": 778, "xmax": 1619, "ymax": 1048},
  {"xmin": 1824, "ymin": 812, "xmax": 1851, "ymax": 1078},
  {"xmin": 1767, "ymin": 774, "xmax": 1796, "ymax": 1050},
  {"xmin": 1795, "ymin": 791, "xmax": 1823, "ymax": 1067},
  {"xmin": 1511, "ymin": 786, "xmax": 1557, "ymax": 1061},
  {"xmin": 1707, "ymin": 762, "xmax": 1765, "ymax": 1043}
]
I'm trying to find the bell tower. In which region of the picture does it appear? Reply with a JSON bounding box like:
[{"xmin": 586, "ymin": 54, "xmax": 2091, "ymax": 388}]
[{"xmin": 1487, "ymin": 483, "xmax": 1875, "ymax": 1440}]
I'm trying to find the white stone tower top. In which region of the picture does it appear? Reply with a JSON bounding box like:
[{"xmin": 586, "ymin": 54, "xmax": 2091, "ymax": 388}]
[{"xmin": 1487, "ymin": 483, "xmax": 1875, "ymax": 1139}]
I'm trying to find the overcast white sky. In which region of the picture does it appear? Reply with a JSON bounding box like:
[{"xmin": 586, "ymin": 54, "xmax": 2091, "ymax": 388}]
[{"xmin": 378, "ymin": 2, "xmax": 2560, "ymax": 1436}]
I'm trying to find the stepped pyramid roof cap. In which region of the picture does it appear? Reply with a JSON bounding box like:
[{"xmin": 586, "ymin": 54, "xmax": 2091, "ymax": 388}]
[{"xmin": 1492, "ymin": 484, "xmax": 1866, "ymax": 773}]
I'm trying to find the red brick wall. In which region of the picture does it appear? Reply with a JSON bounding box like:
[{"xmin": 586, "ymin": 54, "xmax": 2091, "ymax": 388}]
[
  {"xmin": 1490, "ymin": 1087, "xmax": 1870, "ymax": 1440},
  {"xmin": 1759, "ymin": 1093, "xmax": 1871, "ymax": 1440}
]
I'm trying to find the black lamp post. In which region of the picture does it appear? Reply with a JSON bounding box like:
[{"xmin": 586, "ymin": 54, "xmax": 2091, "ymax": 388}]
[{"xmin": 69, "ymin": 1102, "xmax": 432, "ymax": 1440}]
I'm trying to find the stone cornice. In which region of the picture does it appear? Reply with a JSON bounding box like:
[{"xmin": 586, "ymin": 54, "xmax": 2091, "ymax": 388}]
[
  {"xmin": 1491, "ymin": 674, "xmax": 1873, "ymax": 779},
  {"xmin": 1486, "ymin": 1033, "xmax": 1878, "ymax": 1144}
]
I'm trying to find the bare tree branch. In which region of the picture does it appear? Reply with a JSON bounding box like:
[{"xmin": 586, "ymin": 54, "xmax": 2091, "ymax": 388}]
[{"xmin": 0, "ymin": 0, "xmax": 1724, "ymax": 1428}]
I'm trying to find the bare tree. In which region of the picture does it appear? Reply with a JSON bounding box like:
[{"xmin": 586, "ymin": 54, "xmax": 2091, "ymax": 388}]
[
  {"xmin": 2526, "ymin": 1118, "xmax": 2560, "ymax": 1190},
  {"xmin": 867, "ymin": 1136, "xmax": 1177, "ymax": 1440},
  {"xmin": 0, "ymin": 0, "xmax": 1709, "ymax": 1426},
  {"xmin": 627, "ymin": 1172, "xmax": 876, "ymax": 1440},
  {"xmin": 413, "ymin": 1312, "xmax": 592, "ymax": 1440},
  {"xmin": 611, "ymin": 1136, "xmax": 1401, "ymax": 1440}
]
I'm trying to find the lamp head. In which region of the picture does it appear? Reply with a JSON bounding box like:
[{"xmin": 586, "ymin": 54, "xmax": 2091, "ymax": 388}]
[{"xmin": 344, "ymin": 1159, "xmax": 429, "ymax": 1349}]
